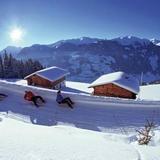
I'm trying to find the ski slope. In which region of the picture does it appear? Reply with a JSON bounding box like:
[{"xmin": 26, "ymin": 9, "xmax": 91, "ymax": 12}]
[{"xmin": 0, "ymin": 80, "xmax": 160, "ymax": 160}]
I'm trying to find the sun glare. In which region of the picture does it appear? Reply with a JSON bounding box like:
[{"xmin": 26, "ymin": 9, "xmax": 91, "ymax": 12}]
[{"xmin": 10, "ymin": 28, "xmax": 23, "ymax": 42}]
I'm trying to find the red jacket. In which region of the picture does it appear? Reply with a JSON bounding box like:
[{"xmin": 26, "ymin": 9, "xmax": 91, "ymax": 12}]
[{"xmin": 24, "ymin": 91, "xmax": 35, "ymax": 101}]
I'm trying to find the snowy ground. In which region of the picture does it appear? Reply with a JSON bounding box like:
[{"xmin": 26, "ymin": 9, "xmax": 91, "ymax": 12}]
[
  {"xmin": 0, "ymin": 115, "xmax": 160, "ymax": 160},
  {"xmin": 139, "ymin": 84, "xmax": 160, "ymax": 100},
  {"xmin": 0, "ymin": 80, "xmax": 160, "ymax": 160}
]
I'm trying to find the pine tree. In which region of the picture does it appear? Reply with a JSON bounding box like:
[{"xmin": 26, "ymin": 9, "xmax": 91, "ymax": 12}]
[
  {"xmin": 0, "ymin": 55, "xmax": 4, "ymax": 78},
  {"xmin": 3, "ymin": 52, "xmax": 10, "ymax": 78}
]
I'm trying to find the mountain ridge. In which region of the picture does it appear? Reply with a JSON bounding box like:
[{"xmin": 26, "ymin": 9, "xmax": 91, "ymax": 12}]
[
  {"xmin": 1, "ymin": 36, "xmax": 160, "ymax": 83},
  {"xmin": 1, "ymin": 36, "xmax": 160, "ymax": 55}
]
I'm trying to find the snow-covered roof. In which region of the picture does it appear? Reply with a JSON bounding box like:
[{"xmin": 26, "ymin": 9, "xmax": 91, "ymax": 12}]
[
  {"xmin": 24, "ymin": 66, "xmax": 69, "ymax": 82},
  {"xmin": 89, "ymin": 71, "xmax": 140, "ymax": 94}
]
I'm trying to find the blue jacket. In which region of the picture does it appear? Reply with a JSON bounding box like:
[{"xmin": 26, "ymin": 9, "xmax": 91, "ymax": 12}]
[{"xmin": 56, "ymin": 93, "xmax": 64, "ymax": 103}]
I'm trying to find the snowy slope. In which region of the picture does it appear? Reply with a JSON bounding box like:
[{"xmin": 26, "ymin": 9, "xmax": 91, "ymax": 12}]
[
  {"xmin": 1, "ymin": 115, "xmax": 160, "ymax": 160},
  {"xmin": 49, "ymin": 37, "xmax": 99, "ymax": 48},
  {"xmin": 0, "ymin": 80, "xmax": 160, "ymax": 159},
  {"xmin": 150, "ymin": 38, "xmax": 160, "ymax": 46},
  {"xmin": 139, "ymin": 84, "xmax": 160, "ymax": 100},
  {"xmin": 0, "ymin": 80, "xmax": 160, "ymax": 130},
  {"xmin": 112, "ymin": 36, "xmax": 150, "ymax": 46}
]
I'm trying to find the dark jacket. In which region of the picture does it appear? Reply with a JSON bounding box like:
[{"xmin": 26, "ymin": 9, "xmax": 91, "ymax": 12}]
[{"xmin": 56, "ymin": 93, "xmax": 64, "ymax": 103}]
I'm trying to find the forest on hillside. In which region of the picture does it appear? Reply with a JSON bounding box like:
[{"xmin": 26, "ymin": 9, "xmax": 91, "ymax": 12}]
[{"xmin": 0, "ymin": 51, "xmax": 43, "ymax": 78}]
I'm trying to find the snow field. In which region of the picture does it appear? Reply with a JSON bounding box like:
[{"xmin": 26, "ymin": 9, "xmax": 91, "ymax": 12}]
[
  {"xmin": 0, "ymin": 115, "xmax": 160, "ymax": 160},
  {"xmin": 0, "ymin": 80, "xmax": 160, "ymax": 159}
]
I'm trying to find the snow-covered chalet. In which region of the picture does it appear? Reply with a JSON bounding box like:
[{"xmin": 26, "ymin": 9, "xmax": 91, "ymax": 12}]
[
  {"xmin": 24, "ymin": 66, "xmax": 69, "ymax": 89},
  {"xmin": 88, "ymin": 71, "xmax": 139, "ymax": 99}
]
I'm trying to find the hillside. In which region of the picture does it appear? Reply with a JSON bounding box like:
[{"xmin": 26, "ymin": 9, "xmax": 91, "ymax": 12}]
[
  {"xmin": 1, "ymin": 36, "xmax": 160, "ymax": 83},
  {"xmin": 16, "ymin": 36, "xmax": 160, "ymax": 83},
  {"xmin": 0, "ymin": 80, "xmax": 160, "ymax": 130},
  {"xmin": 0, "ymin": 80, "xmax": 160, "ymax": 160}
]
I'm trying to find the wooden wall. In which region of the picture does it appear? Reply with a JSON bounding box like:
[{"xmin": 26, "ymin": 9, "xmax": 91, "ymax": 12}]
[
  {"xmin": 93, "ymin": 83, "xmax": 136, "ymax": 99},
  {"xmin": 26, "ymin": 74, "xmax": 65, "ymax": 89},
  {"xmin": 52, "ymin": 77, "xmax": 65, "ymax": 89}
]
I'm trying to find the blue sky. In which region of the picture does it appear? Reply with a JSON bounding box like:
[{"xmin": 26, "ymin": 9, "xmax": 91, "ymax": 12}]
[{"xmin": 0, "ymin": 0, "xmax": 160, "ymax": 49}]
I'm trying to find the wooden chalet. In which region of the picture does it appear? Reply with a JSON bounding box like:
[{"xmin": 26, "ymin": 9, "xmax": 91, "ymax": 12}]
[
  {"xmin": 88, "ymin": 71, "xmax": 139, "ymax": 99},
  {"xmin": 24, "ymin": 66, "xmax": 69, "ymax": 89}
]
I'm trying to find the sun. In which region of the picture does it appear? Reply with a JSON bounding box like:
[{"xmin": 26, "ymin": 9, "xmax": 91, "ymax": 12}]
[{"xmin": 10, "ymin": 28, "xmax": 23, "ymax": 42}]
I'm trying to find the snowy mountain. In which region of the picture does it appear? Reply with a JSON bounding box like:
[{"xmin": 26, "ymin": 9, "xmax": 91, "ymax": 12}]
[
  {"xmin": 49, "ymin": 37, "xmax": 100, "ymax": 48},
  {"xmin": 150, "ymin": 38, "xmax": 160, "ymax": 46},
  {"xmin": 112, "ymin": 36, "xmax": 150, "ymax": 46},
  {"xmin": 3, "ymin": 36, "xmax": 159, "ymax": 83},
  {"xmin": 0, "ymin": 46, "xmax": 22, "ymax": 56}
]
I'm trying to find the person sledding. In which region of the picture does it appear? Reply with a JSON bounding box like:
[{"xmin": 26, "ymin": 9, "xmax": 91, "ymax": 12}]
[
  {"xmin": 24, "ymin": 90, "xmax": 45, "ymax": 107},
  {"xmin": 56, "ymin": 90, "xmax": 74, "ymax": 109}
]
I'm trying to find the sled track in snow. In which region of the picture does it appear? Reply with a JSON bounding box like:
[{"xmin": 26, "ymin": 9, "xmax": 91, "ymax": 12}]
[{"xmin": 0, "ymin": 81, "xmax": 160, "ymax": 132}]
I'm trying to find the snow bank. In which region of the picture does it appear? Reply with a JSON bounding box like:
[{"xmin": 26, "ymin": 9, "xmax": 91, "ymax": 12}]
[{"xmin": 0, "ymin": 115, "xmax": 160, "ymax": 160}]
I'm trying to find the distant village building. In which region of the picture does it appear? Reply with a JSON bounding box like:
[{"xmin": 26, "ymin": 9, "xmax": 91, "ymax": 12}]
[
  {"xmin": 24, "ymin": 66, "xmax": 69, "ymax": 89},
  {"xmin": 88, "ymin": 71, "xmax": 139, "ymax": 99}
]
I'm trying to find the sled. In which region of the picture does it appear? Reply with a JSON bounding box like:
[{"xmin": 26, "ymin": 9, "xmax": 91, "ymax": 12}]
[
  {"xmin": 35, "ymin": 98, "xmax": 46, "ymax": 107},
  {"xmin": 57, "ymin": 103, "xmax": 74, "ymax": 109}
]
